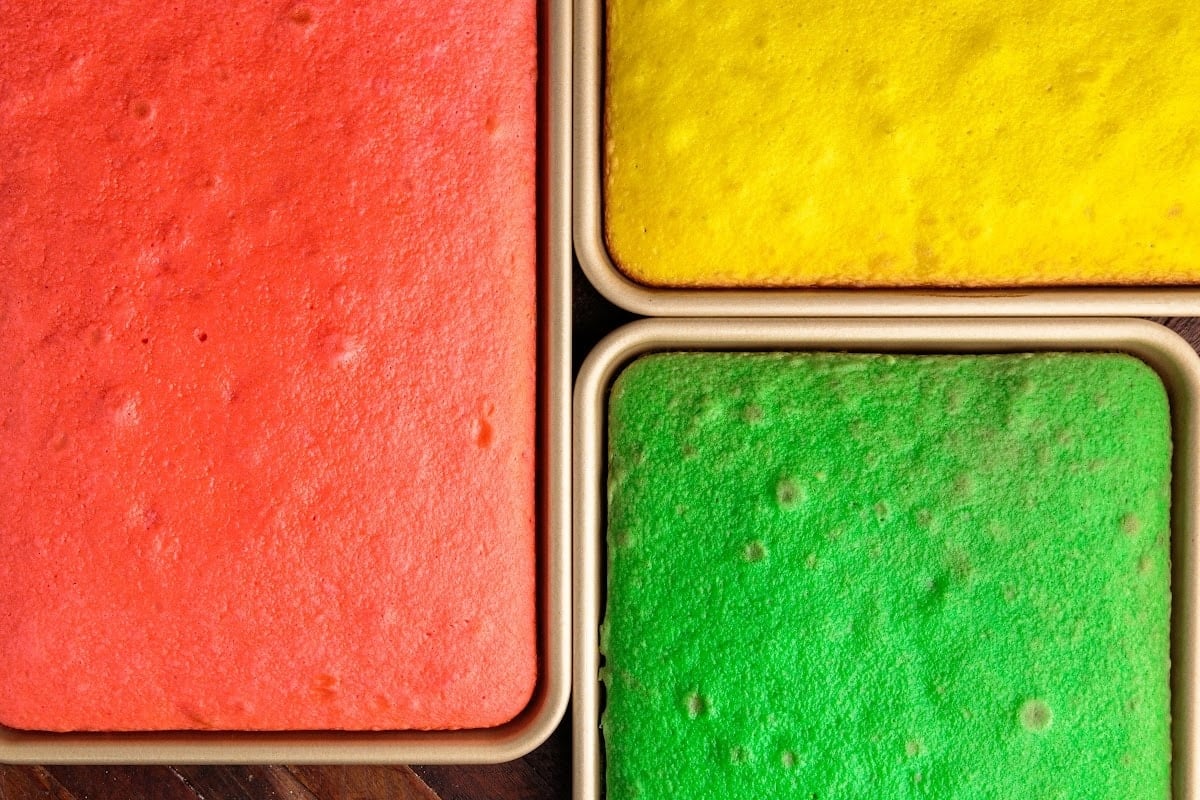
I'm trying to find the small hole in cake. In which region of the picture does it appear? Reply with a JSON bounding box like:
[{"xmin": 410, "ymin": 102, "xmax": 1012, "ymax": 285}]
[
  {"xmin": 684, "ymin": 691, "xmax": 708, "ymax": 718},
  {"xmin": 484, "ymin": 115, "xmax": 499, "ymax": 134},
  {"xmin": 472, "ymin": 417, "xmax": 493, "ymax": 447},
  {"xmin": 776, "ymin": 477, "xmax": 805, "ymax": 510},
  {"xmin": 194, "ymin": 329, "xmax": 208, "ymax": 343},
  {"xmin": 129, "ymin": 98, "xmax": 153, "ymax": 120},
  {"xmin": 873, "ymin": 500, "xmax": 891, "ymax": 523},
  {"xmin": 743, "ymin": 540, "xmax": 767, "ymax": 563},
  {"xmin": 1121, "ymin": 513, "xmax": 1141, "ymax": 535},
  {"xmin": 141, "ymin": 338, "xmax": 150, "ymax": 345},
  {"xmin": 1019, "ymin": 698, "xmax": 1053, "ymax": 732},
  {"xmin": 288, "ymin": 4, "xmax": 314, "ymax": 25},
  {"xmin": 85, "ymin": 324, "xmax": 112, "ymax": 346},
  {"xmin": 320, "ymin": 332, "xmax": 361, "ymax": 366}
]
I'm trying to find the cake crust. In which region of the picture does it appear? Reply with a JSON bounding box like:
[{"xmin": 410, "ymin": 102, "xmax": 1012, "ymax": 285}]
[
  {"xmin": 604, "ymin": 352, "xmax": 1171, "ymax": 797},
  {"xmin": 0, "ymin": 0, "xmax": 537, "ymax": 731},
  {"xmin": 605, "ymin": 1, "xmax": 1200, "ymax": 287}
]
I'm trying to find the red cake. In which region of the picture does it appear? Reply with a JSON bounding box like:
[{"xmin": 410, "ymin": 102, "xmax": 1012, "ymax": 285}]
[{"xmin": 0, "ymin": 0, "xmax": 537, "ymax": 731}]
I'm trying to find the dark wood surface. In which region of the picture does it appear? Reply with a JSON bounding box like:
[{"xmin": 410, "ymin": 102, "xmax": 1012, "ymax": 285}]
[{"xmin": 2, "ymin": 294, "xmax": 1196, "ymax": 799}]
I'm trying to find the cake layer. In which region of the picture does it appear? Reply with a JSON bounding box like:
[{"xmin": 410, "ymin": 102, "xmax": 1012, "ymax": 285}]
[
  {"xmin": 0, "ymin": 0, "xmax": 537, "ymax": 731},
  {"xmin": 604, "ymin": 352, "xmax": 1172, "ymax": 797},
  {"xmin": 605, "ymin": 1, "xmax": 1200, "ymax": 286}
]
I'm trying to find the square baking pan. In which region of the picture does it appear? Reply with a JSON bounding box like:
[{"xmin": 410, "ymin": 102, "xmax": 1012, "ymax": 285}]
[
  {"xmin": 0, "ymin": 0, "xmax": 571, "ymax": 766},
  {"xmin": 573, "ymin": 317, "xmax": 1200, "ymax": 798},
  {"xmin": 574, "ymin": 0, "xmax": 1200, "ymax": 317}
]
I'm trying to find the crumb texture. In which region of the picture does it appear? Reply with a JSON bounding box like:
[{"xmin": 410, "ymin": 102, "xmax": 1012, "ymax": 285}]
[
  {"xmin": 605, "ymin": 0, "xmax": 1200, "ymax": 286},
  {"xmin": 604, "ymin": 352, "xmax": 1171, "ymax": 798},
  {"xmin": 0, "ymin": 0, "xmax": 537, "ymax": 731}
]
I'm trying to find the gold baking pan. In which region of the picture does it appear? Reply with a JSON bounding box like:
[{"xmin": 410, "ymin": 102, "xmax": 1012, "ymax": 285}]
[
  {"xmin": 0, "ymin": 0, "xmax": 571, "ymax": 765},
  {"xmin": 574, "ymin": 0, "xmax": 1200, "ymax": 316},
  {"xmin": 573, "ymin": 317, "xmax": 1200, "ymax": 798}
]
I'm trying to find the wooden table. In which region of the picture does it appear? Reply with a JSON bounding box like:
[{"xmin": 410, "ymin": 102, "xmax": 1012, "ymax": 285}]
[{"xmin": 1, "ymin": 282, "xmax": 1194, "ymax": 798}]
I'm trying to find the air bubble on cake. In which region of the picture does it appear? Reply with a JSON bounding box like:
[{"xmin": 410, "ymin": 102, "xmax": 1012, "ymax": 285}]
[
  {"xmin": 105, "ymin": 387, "xmax": 141, "ymax": 427},
  {"xmin": 128, "ymin": 98, "xmax": 153, "ymax": 121},
  {"xmin": 742, "ymin": 403, "xmax": 764, "ymax": 423},
  {"xmin": 1019, "ymin": 698, "xmax": 1053, "ymax": 732},
  {"xmin": 83, "ymin": 323, "xmax": 112, "ymax": 346},
  {"xmin": 126, "ymin": 503, "xmax": 160, "ymax": 530},
  {"xmin": 776, "ymin": 476, "xmax": 805, "ymax": 510},
  {"xmin": 320, "ymin": 332, "xmax": 360, "ymax": 366},
  {"xmin": 684, "ymin": 691, "xmax": 708, "ymax": 718},
  {"xmin": 742, "ymin": 540, "xmax": 767, "ymax": 563},
  {"xmin": 471, "ymin": 416, "xmax": 493, "ymax": 448},
  {"xmin": 287, "ymin": 4, "xmax": 314, "ymax": 26},
  {"xmin": 311, "ymin": 673, "xmax": 339, "ymax": 701}
]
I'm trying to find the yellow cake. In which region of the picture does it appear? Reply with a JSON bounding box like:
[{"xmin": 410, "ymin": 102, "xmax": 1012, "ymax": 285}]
[{"xmin": 605, "ymin": 0, "xmax": 1200, "ymax": 287}]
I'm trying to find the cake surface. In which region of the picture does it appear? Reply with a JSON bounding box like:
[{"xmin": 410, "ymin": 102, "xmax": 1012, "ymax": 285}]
[
  {"xmin": 605, "ymin": 0, "xmax": 1200, "ymax": 286},
  {"xmin": 0, "ymin": 0, "xmax": 536, "ymax": 731},
  {"xmin": 604, "ymin": 352, "xmax": 1171, "ymax": 797}
]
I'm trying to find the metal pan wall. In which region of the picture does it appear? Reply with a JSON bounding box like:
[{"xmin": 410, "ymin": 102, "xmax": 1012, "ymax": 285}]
[
  {"xmin": 0, "ymin": 0, "xmax": 572, "ymax": 765},
  {"xmin": 573, "ymin": 317, "xmax": 1200, "ymax": 799},
  {"xmin": 573, "ymin": 0, "xmax": 1200, "ymax": 317}
]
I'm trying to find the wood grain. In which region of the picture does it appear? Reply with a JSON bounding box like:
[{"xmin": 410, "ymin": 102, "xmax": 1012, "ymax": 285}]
[
  {"xmin": 171, "ymin": 766, "xmax": 320, "ymax": 800},
  {"xmin": 0, "ymin": 765, "xmax": 445, "ymax": 800},
  {"xmin": 42, "ymin": 766, "xmax": 199, "ymax": 800},
  {"xmin": 289, "ymin": 766, "xmax": 440, "ymax": 800},
  {"xmin": 0, "ymin": 766, "xmax": 74, "ymax": 800}
]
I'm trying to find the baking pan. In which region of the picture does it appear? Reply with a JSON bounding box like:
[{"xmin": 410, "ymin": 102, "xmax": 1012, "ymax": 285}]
[
  {"xmin": 573, "ymin": 317, "xmax": 1200, "ymax": 799},
  {"xmin": 573, "ymin": 0, "xmax": 1200, "ymax": 317},
  {"xmin": 0, "ymin": 0, "xmax": 571, "ymax": 766}
]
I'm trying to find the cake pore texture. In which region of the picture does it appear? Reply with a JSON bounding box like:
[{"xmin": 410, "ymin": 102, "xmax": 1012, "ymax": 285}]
[
  {"xmin": 605, "ymin": 0, "xmax": 1200, "ymax": 287},
  {"xmin": 0, "ymin": 0, "xmax": 537, "ymax": 731},
  {"xmin": 603, "ymin": 352, "xmax": 1172, "ymax": 798}
]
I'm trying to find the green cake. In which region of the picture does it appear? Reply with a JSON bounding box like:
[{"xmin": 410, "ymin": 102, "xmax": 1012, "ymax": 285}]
[{"xmin": 603, "ymin": 352, "xmax": 1172, "ymax": 799}]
